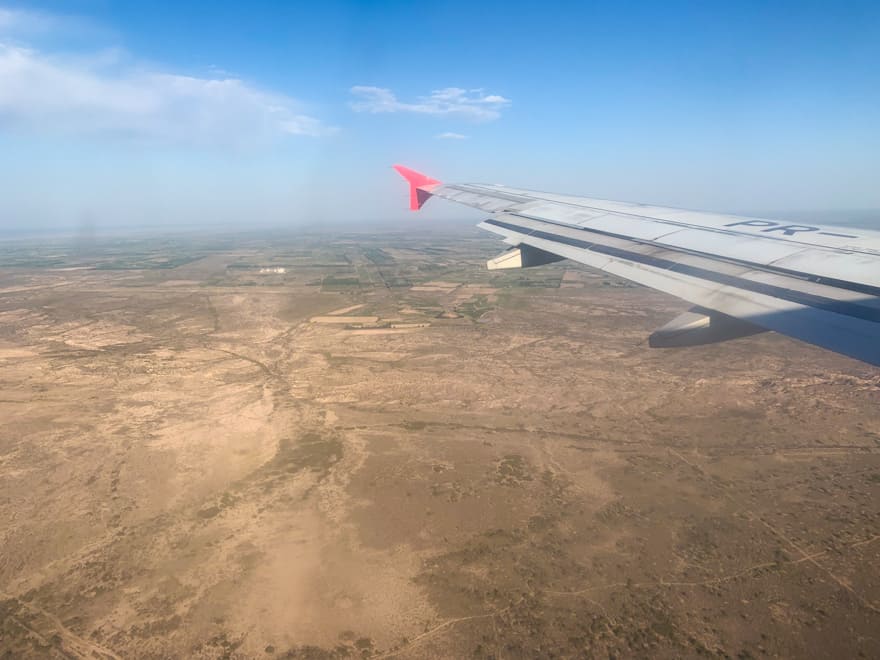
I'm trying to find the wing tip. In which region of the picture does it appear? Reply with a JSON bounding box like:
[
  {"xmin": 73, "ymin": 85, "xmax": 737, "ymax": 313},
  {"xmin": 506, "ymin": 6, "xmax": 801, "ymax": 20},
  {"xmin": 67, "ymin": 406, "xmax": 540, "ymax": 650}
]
[{"xmin": 393, "ymin": 165, "xmax": 441, "ymax": 211}]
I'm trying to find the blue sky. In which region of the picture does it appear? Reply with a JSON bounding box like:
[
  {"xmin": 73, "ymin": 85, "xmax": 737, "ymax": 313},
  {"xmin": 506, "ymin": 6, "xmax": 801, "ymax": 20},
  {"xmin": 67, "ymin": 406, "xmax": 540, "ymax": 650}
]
[{"xmin": 0, "ymin": 1, "xmax": 878, "ymax": 230}]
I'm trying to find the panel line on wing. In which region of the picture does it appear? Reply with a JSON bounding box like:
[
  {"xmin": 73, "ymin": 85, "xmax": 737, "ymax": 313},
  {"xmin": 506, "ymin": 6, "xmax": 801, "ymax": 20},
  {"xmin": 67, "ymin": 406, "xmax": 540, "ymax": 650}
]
[
  {"xmin": 441, "ymin": 184, "xmax": 880, "ymax": 257},
  {"xmin": 484, "ymin": 218, "xmax": 880, "ymax": 324},
  {"xmin": 501, "ymin": 212, "xmax": 880, "ymax": 298}
]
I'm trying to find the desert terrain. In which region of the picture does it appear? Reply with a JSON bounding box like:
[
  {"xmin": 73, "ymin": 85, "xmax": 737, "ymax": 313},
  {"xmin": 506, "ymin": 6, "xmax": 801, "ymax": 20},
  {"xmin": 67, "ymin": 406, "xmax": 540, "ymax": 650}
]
[{"xmin": 0, "ymin": 226, "xmax": 878, "ymax": 659}]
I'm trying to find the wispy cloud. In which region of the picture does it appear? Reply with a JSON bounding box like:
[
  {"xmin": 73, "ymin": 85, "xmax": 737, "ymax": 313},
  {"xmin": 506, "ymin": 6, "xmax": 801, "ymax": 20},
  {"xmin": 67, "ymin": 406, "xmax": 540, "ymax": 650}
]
[
  {"xmin": 0, "ymin": 7, "xmax": 61, "ymax": 34},
  {"xmin": 436, "ymin": 132, "xmax": 468, "ymax": 140},
  {"xmin": 0, "ymin": 11, "xmax": 334, "ymax": 145},
  {"xmin": 0, "ymin": 7, "xmax": 110, "ymax": 41},
  {"xmin": 350, "ymin": 86, "xmax": 510, "ymax": 121}
]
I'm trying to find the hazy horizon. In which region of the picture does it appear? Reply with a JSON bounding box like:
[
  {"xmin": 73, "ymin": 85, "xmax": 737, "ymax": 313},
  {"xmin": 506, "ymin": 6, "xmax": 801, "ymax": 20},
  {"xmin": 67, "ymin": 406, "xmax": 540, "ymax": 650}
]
[{"xmin": 1, "ymin": 206, "xmax": 878, "ymax": 241}]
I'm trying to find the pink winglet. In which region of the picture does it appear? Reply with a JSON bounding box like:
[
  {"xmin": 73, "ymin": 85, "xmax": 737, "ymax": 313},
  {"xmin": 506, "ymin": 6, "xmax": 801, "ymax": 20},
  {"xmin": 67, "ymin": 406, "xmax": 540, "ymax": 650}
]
[{"xmin": 393, "ymin": 164, "xmax": 441, "ymax": 211}]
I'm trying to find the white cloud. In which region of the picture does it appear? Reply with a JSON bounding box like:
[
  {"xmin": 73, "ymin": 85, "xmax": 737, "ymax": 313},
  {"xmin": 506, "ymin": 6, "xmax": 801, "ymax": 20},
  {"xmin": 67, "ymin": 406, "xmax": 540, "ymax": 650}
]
[
  {"xmin": 350, "ymin": 86, "xmax": 510, "ymax": 121},
  {"xmin": 0, "ymin": 7, "xmax": 56, "ymax": 33},
  {"xmin": 436, "ymin": 132, "xmax": 468, "ymax": 140},
  {"xmin": 0, "ymin": 7, "xmax": 109, "ymax": 41},
  {"xmin": 0, "ymin": 39, "xmax": 334, "ymax": 145}
]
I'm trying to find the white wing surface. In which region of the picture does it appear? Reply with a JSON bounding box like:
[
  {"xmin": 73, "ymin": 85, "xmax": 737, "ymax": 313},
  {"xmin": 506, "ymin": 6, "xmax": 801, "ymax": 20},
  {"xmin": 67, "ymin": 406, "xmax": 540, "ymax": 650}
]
[{"xmin": 394, "ymin": 165, "xmax": 880, "ymax": 367}]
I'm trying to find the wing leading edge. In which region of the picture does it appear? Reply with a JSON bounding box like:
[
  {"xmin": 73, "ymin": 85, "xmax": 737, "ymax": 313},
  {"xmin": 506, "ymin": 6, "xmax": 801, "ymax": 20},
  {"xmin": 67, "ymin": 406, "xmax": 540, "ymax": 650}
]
[{"xmin": 393, "ymin": 165, "xmax": 880, "ymax": 367}]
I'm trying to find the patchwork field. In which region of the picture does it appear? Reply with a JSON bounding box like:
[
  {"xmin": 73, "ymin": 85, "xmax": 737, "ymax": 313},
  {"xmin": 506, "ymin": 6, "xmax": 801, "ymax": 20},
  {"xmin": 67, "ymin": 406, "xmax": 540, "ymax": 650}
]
[{"xmin": 0, "ymin": 227, "xmax": 877, "ymax": 658}]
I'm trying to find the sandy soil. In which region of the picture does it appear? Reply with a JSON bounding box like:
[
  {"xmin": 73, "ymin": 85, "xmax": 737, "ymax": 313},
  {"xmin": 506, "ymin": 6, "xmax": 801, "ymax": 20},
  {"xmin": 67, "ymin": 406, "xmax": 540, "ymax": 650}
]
[
  {"xmin": 310, "ymin": 317, "xmax": 381, "ymax": 324},
  {"xmin": 0, "ymin": 230, "xmax": 878, "ymax": 659}
]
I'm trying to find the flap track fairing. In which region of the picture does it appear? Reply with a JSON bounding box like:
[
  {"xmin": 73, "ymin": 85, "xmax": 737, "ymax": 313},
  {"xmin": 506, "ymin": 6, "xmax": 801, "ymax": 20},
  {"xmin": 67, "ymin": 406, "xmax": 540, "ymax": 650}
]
[
  {"xmin": 487, "ymin": 244, "xmax": 566, "ymax": 270},
  {"xmin": 649, "ymin": 308, "xmax": 768, "ymax": 348}
]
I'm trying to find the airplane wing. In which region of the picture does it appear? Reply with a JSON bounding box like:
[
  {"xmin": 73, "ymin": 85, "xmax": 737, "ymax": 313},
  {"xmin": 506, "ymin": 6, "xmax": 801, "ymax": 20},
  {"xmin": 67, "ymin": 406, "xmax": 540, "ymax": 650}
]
[{"xmin": 393, "ymin": 165, "xmax": 880, "ymax": 367}]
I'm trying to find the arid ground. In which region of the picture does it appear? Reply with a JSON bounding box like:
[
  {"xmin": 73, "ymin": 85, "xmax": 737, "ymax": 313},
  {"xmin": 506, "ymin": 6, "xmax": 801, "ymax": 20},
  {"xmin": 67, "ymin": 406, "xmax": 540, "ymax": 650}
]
[{"xmin": 1, "ymin": 227, "xmax": 878, "ymax": 659}]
